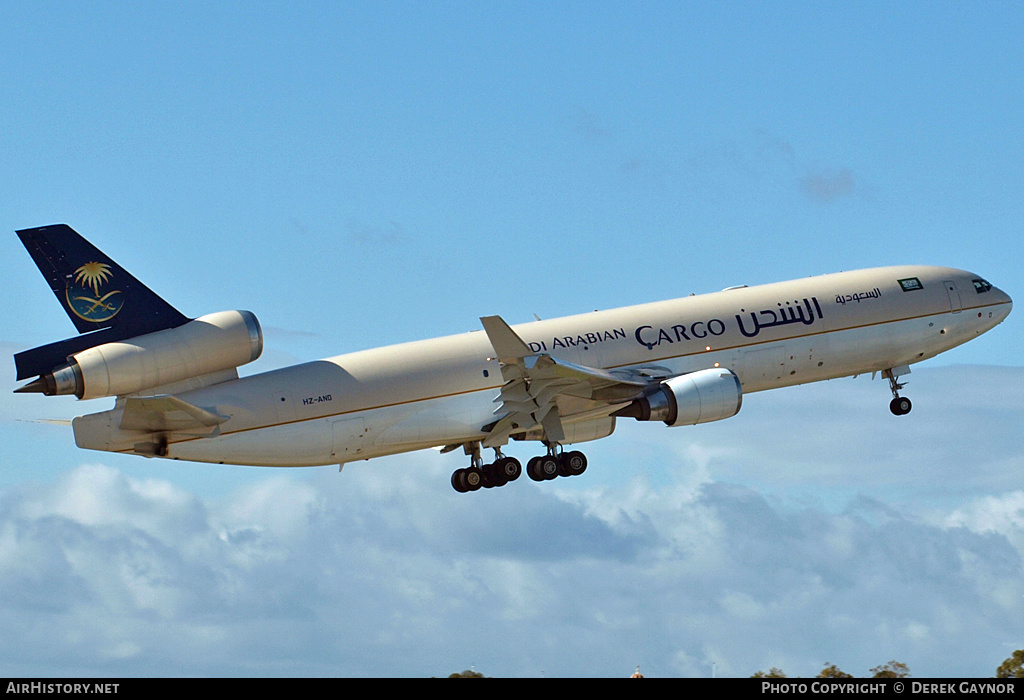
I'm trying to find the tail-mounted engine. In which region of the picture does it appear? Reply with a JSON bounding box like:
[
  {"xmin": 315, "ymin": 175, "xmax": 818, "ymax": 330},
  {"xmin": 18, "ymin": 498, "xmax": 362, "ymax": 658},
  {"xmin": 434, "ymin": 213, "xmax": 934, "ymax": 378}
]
[
  {"xmin": 614, "ymin": 367, "xmax": 743, "ymax": 426},
  {"xmin": 17, "ymin": 310, "xmax": 263, "ymax": 400}
]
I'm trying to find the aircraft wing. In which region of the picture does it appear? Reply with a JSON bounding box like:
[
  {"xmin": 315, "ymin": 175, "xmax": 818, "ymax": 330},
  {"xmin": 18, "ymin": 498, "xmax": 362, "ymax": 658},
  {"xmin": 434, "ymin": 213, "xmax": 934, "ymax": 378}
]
[{"xmin": 479, "ymin": 315, "xmax": 665, "ymax": 447}]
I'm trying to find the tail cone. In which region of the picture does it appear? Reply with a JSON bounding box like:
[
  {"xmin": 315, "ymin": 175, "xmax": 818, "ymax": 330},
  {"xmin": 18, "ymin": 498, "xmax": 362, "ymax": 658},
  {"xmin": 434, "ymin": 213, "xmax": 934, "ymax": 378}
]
[{"xmin": 14, "ymin": 375, "xmax": 54, "ymax": 395}]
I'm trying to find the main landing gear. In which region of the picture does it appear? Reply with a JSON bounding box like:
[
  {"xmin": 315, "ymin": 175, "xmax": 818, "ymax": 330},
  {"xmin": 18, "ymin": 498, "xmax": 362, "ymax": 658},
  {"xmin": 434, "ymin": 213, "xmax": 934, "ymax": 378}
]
[
  {"xmin": 526, "ymin": 446, "xmax": 587, "ymax": 482},
  {"xmin": 451, "ymin": 452, "xmax": 522, "ymax": 493},
  {"xmin": 450, "ymin": 445, "xmax": 588, "ymax": 493},
  {"xmin": 884, "ymin": 368, "xmax": 912, "ymax": 416}
]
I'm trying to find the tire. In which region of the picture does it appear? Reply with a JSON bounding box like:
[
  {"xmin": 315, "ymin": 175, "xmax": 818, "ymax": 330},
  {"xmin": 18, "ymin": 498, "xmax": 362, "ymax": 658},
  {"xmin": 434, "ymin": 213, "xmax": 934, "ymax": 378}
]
[
  {"xmin": 464, "ymin": 466, "xmax": 483, "ymax": 491},
  {"xmin": 538, "ymin": 455, "xmax": 560, "ymax": 480},
  {"xmin": 527, "ymin": 456, "xmax": 545, "ymax": 482},
  {"xmin": 480, "ymin": 463, "xmax": 499, "ymax": 488},
  {"xmin": 560, "ymin": 450, "xmax": 587, "ymax": 477},
  {"xmin": 495, "ymin": 456, "xmax": 522, "ymax": 482},
  {"xmin": 890, "ymin": 397, "xmax": 912, "ymax": 415}
]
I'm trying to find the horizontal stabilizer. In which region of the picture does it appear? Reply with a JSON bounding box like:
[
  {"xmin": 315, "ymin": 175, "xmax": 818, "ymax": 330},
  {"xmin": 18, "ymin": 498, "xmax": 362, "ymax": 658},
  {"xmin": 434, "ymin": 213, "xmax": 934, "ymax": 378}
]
[
  {"xmin": 16, "ymin": 328, "xmax": 123, "ymax": 381},
  {"xmin": 119, "ymin": 395, "xmax": 228, "ymax": 435}
]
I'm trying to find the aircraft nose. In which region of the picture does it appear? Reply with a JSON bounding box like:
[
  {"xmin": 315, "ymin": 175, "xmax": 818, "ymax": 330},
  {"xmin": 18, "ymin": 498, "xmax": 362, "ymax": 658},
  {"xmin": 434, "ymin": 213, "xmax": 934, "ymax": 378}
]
[{"xmin": 991, "ymin": 285, "xmax": 1012, "ymax": 322}]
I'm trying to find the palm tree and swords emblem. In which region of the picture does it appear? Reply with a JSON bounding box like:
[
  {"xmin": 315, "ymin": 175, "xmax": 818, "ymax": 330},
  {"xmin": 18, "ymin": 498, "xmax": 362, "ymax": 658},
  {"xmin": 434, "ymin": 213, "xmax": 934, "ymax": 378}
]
[{"xmin": 65, "ymin": 261, "xmax": 124, "ymax": 322}]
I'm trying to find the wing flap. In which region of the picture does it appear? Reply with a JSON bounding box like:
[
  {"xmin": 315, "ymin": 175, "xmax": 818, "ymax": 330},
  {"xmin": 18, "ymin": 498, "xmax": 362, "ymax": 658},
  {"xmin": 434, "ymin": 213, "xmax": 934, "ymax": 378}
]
[{"xmin": 478, "ymin": 315, "xmax": 658, "ymax": 447}]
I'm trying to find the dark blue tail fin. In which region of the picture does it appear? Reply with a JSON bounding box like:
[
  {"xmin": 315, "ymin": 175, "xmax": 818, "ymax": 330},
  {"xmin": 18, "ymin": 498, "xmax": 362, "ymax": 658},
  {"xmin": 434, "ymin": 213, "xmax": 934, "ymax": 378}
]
[{"xmin": 14, "ymin": 224, "xmax": 190, "ymax": 381}]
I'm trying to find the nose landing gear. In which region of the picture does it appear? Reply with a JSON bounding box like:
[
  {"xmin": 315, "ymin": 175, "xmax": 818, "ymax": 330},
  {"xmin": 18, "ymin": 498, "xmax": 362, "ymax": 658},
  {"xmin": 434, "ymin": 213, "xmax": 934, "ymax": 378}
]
[{"xmin": 884, "ymin": 367, "xmax": 912, "ymax": 416}]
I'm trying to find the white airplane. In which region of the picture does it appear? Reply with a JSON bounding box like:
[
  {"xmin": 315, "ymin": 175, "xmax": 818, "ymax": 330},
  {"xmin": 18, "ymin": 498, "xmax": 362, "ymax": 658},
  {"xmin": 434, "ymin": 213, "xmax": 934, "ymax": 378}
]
[{"xmin": 14, "ymin": 225, "xmax": 1013, "ymax": 492}]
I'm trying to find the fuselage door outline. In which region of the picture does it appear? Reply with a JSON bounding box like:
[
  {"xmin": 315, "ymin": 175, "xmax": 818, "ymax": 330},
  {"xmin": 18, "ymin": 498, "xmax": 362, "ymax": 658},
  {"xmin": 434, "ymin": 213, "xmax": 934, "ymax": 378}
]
[{"xmin": 944, "ymin": 280, "xmax": 963, "ymax": 314}]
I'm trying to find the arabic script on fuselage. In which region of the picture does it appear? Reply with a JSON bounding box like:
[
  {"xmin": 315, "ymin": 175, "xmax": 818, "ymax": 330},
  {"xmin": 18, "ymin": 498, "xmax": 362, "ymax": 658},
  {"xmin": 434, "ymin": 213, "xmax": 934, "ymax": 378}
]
[
  {"xmin": 524, "ymin": 296, "xmax": 828, "ymax": 354},
  {"xmin": 735, "ymin": 297, "xmax": 824, "ymax": 338},
  {"xmin": 834, "ymin": 287, "xmax": 882, "ymax": 305}
]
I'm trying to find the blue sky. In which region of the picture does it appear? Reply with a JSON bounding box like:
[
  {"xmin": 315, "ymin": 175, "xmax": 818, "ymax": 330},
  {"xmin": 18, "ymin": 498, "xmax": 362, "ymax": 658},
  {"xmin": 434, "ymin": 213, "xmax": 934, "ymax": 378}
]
[{"xmin": 1, "ymin": 2, "xmax": 1022, "ymax": 677}]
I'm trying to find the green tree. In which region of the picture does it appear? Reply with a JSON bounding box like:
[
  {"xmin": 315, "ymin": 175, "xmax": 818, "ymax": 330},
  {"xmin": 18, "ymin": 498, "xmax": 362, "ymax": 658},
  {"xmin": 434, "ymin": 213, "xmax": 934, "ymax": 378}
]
[
  {"xmin": 870, "ymin": 660, "xmax": 909, "ymax": 678},
  {"xmin": 751, "ymin": 668, "xmax": 787, "ymax": 678},
  {"xmin": 448, "ymin": 669, "xmax": 486, "ymax": 678},
  {"xmin": 817, "ymin": 662, "xmax": 854, "ymax": 678},
  {"xmin": 997, "ymin": 650, "xmax": 1024, "ymax": 679}
]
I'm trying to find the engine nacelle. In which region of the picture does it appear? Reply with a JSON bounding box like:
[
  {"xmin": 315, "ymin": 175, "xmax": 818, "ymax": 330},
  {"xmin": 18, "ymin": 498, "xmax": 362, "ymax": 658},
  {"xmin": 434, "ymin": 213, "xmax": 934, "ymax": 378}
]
[
  {"xmin": 32, "ymin": 310, "xmax": 262, "ymax": 400},
  {"xmin": 615, "ymin": 368, "xmax": 742, "ymax": 426}
]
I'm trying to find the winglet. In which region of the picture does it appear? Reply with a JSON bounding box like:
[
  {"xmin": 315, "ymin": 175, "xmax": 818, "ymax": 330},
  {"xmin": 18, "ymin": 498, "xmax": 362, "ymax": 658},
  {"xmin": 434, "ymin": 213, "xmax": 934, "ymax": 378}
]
[{"xmin": 480, "ymin": 316, "xmax": 533, "ymax": 363}]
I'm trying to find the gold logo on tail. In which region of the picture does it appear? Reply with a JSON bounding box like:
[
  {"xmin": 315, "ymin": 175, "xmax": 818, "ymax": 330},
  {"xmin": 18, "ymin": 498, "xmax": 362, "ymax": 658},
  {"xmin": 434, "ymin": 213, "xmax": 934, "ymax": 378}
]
[{"xmin": 66, "ymin": 262, "xmax": 124, "ymax": 322}]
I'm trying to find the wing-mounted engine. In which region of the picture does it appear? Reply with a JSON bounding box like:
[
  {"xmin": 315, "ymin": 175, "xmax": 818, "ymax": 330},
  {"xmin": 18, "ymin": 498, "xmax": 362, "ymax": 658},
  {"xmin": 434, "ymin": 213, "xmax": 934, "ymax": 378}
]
[
  {"xmin": 614, "ymin": 367, "xmax": 742, "ymax": 426},
  {"xmin": 17, "ymin": 310, "xmax": 263, "ymax": 399}
]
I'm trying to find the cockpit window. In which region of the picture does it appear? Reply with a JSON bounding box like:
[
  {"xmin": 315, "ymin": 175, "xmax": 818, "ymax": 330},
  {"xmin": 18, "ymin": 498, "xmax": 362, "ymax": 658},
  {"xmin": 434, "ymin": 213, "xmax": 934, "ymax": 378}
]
[{"xmin": 973, "ymin": 279, "xmax": 992, "ymax": 293}]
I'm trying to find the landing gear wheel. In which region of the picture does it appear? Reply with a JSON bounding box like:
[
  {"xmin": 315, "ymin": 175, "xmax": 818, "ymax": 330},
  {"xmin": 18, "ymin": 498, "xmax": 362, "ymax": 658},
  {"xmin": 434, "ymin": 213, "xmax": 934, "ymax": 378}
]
[
  {"xmin": 538, "ymin": 455, "xmax": 560, "ymax": 480},
  {"xmin": 480, "ymin": 463, "xmax": 500, "ymax": 488},
  {"xmin": 527, "ymin": 456, "xmax": 545, "ymax": 482},
  {"xmin": 494, "ymin": 456, "xmax": 522, "ymax": 483},
  {"xmin": 889, "ymin": 396, "xmax": 912, "ymax": 416},
  {"xmin": 559, "ymin": 450, "xmax": 587, "ymax": 477},
  {"xmin": 463, "ymin": 466, "xmax": 483, "ymax": 491},
  {"xmin": 451, "ymin": 469, "xmax": 468, "ymax": 493}
]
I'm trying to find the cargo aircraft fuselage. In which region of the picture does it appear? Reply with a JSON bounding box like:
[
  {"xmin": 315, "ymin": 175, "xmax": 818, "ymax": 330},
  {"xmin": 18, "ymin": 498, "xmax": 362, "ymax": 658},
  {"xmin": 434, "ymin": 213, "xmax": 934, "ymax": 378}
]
[{"xmin": 14, "ymin": 225, "xmax": 1012, "ymax": 492}]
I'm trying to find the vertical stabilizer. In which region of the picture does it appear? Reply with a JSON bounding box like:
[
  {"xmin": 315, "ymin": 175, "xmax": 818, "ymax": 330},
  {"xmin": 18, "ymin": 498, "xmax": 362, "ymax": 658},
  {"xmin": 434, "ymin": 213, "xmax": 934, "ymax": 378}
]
[
  {"xmin": 14, "ymin": 224, "xmax": 190, "ymax": 381},
  {"xmin": 17, "ymin": 224, "xmax": 188, "ymax": 334}
]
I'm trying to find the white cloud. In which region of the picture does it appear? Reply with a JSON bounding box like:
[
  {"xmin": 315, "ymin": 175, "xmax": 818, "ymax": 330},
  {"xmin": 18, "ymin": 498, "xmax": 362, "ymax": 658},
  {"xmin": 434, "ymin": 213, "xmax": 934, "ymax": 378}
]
[
  {"xmin": 0, "ymin": 365, "xmax": 1022, "ymax": 677},
  {"xmin": 0, "ymin": 464, "xmax": 1018, "ymax": 677}
]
